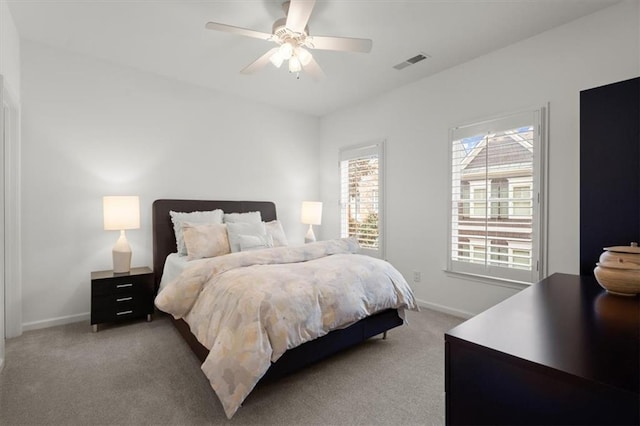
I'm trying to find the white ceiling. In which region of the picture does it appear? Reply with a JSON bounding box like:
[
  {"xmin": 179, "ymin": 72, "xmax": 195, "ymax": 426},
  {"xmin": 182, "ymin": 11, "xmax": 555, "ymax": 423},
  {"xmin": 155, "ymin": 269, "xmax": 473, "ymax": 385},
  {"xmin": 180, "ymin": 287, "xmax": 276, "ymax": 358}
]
[{"xmin": 7, "ymin": 0, "xmax": 620, "ymax": 116}]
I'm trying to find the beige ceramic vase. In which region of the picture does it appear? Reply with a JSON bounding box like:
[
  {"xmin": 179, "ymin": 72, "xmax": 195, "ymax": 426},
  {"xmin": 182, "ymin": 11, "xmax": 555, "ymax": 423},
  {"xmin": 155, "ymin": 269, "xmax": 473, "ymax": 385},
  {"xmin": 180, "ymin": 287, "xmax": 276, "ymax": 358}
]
[{"xmin": 594, "ymin": 242, "xmax": 640, "ymax": 296}]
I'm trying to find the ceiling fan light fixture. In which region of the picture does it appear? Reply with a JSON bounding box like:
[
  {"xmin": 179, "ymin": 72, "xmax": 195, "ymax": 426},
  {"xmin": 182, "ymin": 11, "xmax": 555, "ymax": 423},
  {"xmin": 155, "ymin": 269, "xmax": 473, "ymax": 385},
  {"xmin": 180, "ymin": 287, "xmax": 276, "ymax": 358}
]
[
  {"xmin": 205, "ymin": 0, "xmax": 372, "ymax": 80},
  {"xmin": 269, "ymin": 51, "xmax": 285, "ymax": 68},
  {"xmin": 288, "ymin": 55, "xmax": 302, "ymax": 73},
  {"xmin": 278, "ymin": 41, "xmax": 294, "ymax": 60}
]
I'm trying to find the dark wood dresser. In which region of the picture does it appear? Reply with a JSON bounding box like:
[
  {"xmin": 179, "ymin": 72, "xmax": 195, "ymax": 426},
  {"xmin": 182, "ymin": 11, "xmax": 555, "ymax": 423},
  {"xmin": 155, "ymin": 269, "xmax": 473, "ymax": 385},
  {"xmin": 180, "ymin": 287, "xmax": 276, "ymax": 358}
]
[
  {"xmin": 580, "ymin": 77, "xmax": 639, "ymax": 276},
  {"xmin": 445, "ymin": 273, "xmax": 639, "ymax": 425},
  {"xmin": 90, "ymin": 267, "xmax": 154, "ymax": 332}
]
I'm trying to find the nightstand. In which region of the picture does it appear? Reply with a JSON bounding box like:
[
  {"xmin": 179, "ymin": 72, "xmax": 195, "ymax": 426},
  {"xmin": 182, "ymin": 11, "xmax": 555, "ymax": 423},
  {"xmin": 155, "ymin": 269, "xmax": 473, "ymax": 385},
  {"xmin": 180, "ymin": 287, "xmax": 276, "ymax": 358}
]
[{"xmin": 91, "ymin": 266, "xmax": 154, "ymax": 332}]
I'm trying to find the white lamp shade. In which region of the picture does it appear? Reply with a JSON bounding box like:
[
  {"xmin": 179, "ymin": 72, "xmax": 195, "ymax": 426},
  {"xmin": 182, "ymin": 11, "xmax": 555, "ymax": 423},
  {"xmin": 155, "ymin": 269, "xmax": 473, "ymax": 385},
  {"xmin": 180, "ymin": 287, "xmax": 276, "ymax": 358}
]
[
  {"xmin": 301, "ymin": 201, "xmax": 322, "ymax": 225},
  {"xmin": 103, "ymin": 196, "xmax": 140, "ymax": 231},
  {"xmin": 278, "ymin": 41, "xmax": 293, "ymax": 60},
  {"xmin": 270, "ymin": 50, "xmax": 284, "ymax": 68},
  {"xmin": 288, "ymin": 55, "xmax": 302, "ymax": 73}
]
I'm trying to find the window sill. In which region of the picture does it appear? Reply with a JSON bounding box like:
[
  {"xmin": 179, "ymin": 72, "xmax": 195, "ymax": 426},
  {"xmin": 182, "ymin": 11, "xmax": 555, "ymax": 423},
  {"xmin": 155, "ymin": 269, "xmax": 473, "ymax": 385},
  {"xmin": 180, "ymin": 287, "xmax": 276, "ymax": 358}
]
[{"xmin": 444, "ymin": 269, "xmax": 532, "ymax": 291}]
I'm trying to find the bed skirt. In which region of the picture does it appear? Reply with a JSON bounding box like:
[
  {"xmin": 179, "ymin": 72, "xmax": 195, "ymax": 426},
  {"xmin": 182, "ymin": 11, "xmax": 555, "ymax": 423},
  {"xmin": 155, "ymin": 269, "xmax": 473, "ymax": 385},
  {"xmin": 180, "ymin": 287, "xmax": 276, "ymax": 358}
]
[{"xmin": 170, "ymin": 308, "xmax": 403, "ymax": 382}]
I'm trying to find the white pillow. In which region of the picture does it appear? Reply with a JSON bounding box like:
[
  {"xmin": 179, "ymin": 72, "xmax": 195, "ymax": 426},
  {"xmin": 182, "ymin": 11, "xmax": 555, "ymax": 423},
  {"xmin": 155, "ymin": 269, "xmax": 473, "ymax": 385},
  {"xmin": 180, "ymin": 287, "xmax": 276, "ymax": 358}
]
[
  {"xmin": 265, "ymin": 220, "xmax": 288, "ymax": 247},
  {"xmin": 223, "ymin": 211, "xmax": 262, "ymax": 224},
  {"xmin": 226, "ymin": 221, "xmax": 267, "ymax": 253},
  {"xmin": 170, "ymin": 209, "xmax": 223, "ymax": 256},
  {"xmin": 239, "ymin": 233, "xmax": 274, "ymax": 251},
  {"xmin": 182, "ymin": 223, "xmax": 230, "ymax": 260}
]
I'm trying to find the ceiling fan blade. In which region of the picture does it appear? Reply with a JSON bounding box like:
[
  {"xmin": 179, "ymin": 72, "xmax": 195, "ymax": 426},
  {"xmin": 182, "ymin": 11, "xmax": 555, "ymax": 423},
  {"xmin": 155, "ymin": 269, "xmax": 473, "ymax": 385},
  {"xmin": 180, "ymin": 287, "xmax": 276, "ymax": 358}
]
[
  {"xmin": 240, "ymin": 47, "xmax": 279, "ymax": 75},
  {"xmin": 205, "ymin": 22, "xmax": 272, "ymax": 41},
  {"xmin": 286, "ymin": 0, "xmax": 316, "ymax": 34},
  {"xmin": 307, "ymin": 35, "xmax": 372, "ymax": 53},
  {"xmin": 302, "ymin": 57, "xmax": 325, "ymax": 81}
]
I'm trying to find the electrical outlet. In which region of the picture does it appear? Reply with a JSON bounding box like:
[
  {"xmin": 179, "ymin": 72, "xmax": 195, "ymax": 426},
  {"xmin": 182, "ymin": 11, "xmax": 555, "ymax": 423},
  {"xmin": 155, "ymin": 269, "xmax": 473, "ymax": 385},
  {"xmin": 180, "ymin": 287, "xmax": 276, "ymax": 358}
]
[{"xmin": 413, "ymin": 271, "xmax": 421, "ymax": 283}]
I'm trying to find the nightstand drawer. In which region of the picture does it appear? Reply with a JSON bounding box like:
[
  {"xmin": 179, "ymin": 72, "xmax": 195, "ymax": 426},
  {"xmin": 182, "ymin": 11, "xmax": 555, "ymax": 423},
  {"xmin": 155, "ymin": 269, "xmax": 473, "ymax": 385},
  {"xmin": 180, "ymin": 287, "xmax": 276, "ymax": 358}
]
[
  {"xmin": 91, "ymin": 293, "xmax": 150, "ymax": 312},
  {"xmin": 91, "ymin": 274, "xmax": 152, "ymax": 296},
  {"xmin": 91, "ymin": 305, "xmax": 147, "ymax": 324}
]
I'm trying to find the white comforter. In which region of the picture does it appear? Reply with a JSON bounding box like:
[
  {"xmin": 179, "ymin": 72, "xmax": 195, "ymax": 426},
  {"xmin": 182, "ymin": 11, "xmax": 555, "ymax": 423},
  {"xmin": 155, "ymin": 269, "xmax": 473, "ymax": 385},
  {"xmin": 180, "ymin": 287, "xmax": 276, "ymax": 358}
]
[{"xmin": 155, "ymin": 238, "xmax": 417, "ymax": 418}]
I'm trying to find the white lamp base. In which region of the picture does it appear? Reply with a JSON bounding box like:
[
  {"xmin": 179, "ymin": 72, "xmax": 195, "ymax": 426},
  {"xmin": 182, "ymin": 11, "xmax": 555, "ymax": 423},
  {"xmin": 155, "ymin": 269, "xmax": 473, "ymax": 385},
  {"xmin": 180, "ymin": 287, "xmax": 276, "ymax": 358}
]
[
  {"xmin": 112, "ymin": 230, "xmax": 132, "ymax": 273},
  {"xmin": 304, "ymin": 224, "xmax": 316, "ymax": 244}
]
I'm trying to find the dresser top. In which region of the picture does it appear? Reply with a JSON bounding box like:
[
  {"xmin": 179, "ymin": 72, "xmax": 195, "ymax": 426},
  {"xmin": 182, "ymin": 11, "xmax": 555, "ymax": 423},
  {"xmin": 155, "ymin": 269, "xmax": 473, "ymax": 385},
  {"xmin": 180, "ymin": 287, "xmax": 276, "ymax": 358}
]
[
  {"xmin": 446, "ymin": 273, "xmax": 639, "ymax": 395},
  {"xmin": 91, "ymin": 266, "xmax": 152, "ymax": 280}
]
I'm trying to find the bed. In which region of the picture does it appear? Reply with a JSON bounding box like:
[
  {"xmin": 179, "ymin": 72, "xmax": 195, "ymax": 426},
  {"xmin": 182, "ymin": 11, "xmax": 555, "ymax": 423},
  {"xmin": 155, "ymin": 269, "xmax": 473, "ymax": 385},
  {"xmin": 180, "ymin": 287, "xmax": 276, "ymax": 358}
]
[{"xmin": 152, "ymin": 199, "xmax": 416, "ymax": 418}]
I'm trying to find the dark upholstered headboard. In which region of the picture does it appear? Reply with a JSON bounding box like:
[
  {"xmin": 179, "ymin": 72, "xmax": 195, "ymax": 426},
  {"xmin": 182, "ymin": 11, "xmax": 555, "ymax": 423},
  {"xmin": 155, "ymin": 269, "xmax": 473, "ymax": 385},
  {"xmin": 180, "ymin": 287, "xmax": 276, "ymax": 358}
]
[{"xmin": 152, "ymin": 199, "xmax": 277, "ymax": 291}]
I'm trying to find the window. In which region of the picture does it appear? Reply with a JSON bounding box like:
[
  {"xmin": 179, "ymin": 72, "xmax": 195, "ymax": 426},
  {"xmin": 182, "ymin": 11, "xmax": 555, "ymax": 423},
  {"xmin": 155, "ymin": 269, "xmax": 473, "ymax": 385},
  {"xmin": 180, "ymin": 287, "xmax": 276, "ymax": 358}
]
[
  {"xmin": 458, "ymin": 237, "xmax": 470, "ymax": 260},
  {"xmin": 449, "ymin": 108, "xmax": 546, "ymax": 284},
  {"xmin": 512, "ymin": 249, "xmax": 531, "ymax": 269},
  {"xmin": 512, "ymin": 185, "xmax": 532, "ymax": 217},
  {"xmin": 489, "ymin": 239, "xmax": 509, "ymax": 266},
  {"xmin": 472, "ymin": 245, "xmax": 486, "ymax": 263},
  {"xmin": 471, "ymin": 187, "xmax": 487, "ymax": 217},
  {"xmin": 490, "ymin": 179, "xmax": 509, "ymax": 219},
  {"xmin": 459, "ymin": 181, "xmax": 470, "ymax": 217},
  {"xmin": 340, "ymin": 141, "xmax": 384, "ymax": 258}
]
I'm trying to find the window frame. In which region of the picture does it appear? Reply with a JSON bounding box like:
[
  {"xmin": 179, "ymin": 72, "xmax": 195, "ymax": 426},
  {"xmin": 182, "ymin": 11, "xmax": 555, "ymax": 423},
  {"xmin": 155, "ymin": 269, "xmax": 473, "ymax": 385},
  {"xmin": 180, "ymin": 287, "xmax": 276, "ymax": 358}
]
[
  {"xmin": 447, "ymin": 107, "xmax": 547, "ymax": 286},
  {"xmin": 339, "ymin": 140, "xmax": 385, "ymax": 259}
]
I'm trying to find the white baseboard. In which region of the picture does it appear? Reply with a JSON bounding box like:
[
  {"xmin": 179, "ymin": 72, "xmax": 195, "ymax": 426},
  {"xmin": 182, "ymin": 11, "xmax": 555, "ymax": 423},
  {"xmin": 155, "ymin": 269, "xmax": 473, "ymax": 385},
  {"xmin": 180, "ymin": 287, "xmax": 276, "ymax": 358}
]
[
  {"xmin": 416, "ymin": 298, "xmax": 475, "ymax": 320},
  {"xmin": 20, "ymin": 304, "xmax": 471, "ymax": 331},
  {"xmin": 22, "ymin": 312, "xmax": 90, "ymax": 332}
]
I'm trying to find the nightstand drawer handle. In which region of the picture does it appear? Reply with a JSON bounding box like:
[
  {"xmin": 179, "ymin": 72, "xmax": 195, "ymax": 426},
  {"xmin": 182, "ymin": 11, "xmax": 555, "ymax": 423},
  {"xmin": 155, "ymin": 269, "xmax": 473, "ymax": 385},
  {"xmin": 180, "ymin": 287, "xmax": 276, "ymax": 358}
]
[
  {"xmin": 116, "ymin": 283, "xmax": 133, "ymax": 288},
  {"xmin": 116, "ymin": 297, "xmax": 133, "ymax": 302},
  {"xmin": 116, "ymin": 310, "xmax": 133, "ymax": 316}
]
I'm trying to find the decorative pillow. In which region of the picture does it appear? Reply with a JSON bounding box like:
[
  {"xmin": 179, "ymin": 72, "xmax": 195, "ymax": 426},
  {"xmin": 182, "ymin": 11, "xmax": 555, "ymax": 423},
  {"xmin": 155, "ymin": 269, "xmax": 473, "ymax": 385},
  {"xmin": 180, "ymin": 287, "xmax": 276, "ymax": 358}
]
[
  {"xmin": 170, "ymin": 209, "xmax": 224, "ymax": 256},
  {"xmin": 226, "ymin": 221, "xmax": 267, "ymax": 253},
  {"xmin": 265, "ymin": 220, "xmax": 288, "ymax": 247},
  {"xmin": 238, "ymin": 233, "xmax": 274, "ymax": 251},
  {"xmin": 223, "ymin": 211, "xmax": 262, "ymax": 224},
  {"xmin": 182, "ymin": 223, "xmax": 231, "ymax": 260}
]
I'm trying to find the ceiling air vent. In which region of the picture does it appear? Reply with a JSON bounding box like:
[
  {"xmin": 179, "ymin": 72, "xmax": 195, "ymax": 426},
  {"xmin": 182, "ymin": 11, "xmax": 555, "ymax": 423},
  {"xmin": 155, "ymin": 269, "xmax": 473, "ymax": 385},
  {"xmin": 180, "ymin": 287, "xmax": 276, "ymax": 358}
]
[{"xmin": 393, "ymin": 53, "xmax": 429, "ymax": 70}]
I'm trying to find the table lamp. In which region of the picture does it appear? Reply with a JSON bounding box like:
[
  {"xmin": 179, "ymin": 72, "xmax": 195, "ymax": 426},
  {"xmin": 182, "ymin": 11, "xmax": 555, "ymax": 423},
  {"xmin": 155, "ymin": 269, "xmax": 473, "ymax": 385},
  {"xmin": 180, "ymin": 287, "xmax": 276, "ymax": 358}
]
[
  {"xmin": 103, "ymin": 196, "xmax": 140, "ymax": 273},
  {"xmin": 301, "ymin": 201, "xmax": 322, "ymax": 243}
]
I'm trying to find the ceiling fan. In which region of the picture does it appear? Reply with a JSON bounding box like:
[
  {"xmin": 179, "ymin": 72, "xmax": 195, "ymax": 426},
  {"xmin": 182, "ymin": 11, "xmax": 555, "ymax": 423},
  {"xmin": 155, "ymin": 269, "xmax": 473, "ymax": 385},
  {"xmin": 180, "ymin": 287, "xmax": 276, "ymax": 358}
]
[{"xmin": 205, "ymin": 0, "xmax": 372, "ymax": 80}]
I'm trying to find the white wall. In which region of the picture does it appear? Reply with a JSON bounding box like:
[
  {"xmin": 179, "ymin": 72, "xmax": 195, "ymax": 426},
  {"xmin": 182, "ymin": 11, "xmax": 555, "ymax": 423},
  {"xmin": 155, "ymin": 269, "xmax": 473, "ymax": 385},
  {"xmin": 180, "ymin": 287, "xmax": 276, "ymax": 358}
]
[
  {"xmin": 1, "ymin": 1, "xmax": 20, "ymax": 97},
  {"xmin": 20, "ymin": 40, "xmax": 320, "ymax": 329},
  {"xmin": 319, "ymin": 1, "xmax": 640, "ymax": 317},
  {"xmin": 0, "ymin": 0, "xmax": 21, "ymax": 367}
]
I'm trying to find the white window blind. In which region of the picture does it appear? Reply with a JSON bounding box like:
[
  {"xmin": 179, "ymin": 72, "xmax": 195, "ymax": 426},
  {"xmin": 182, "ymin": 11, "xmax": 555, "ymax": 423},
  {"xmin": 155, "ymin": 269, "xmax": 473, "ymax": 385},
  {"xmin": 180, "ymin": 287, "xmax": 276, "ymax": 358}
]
[
  {"xmin": 340, "ymin": 142, "xmax": 384, "ymax": 258},
  {"xmin": 449, "ymin": 109, "xmax": 546, "ymax": 284}
]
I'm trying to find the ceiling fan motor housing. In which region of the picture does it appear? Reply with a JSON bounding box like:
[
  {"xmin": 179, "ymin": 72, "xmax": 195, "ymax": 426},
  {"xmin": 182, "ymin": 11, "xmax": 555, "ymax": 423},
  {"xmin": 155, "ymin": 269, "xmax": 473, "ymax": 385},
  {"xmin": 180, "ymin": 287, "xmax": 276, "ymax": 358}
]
[{"xmin": 272, "ymin": 17, "xmax": 309, "ymax": 44}]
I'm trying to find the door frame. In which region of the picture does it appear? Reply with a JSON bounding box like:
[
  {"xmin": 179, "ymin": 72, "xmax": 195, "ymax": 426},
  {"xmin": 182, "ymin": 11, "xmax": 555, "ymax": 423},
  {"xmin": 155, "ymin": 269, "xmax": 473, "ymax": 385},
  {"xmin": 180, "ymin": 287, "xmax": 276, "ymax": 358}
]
[{"xmin": 2, "ymin": 76, "xmax": 22, "ymax": 340}]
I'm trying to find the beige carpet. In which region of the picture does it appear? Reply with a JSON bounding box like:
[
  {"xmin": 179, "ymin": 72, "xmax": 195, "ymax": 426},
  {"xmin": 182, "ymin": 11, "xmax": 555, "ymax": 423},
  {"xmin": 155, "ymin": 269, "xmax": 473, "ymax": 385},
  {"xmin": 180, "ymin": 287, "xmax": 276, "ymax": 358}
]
[{"xmin": 0, "ymin": 309, "xmax": 463, "ymax": 425}]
